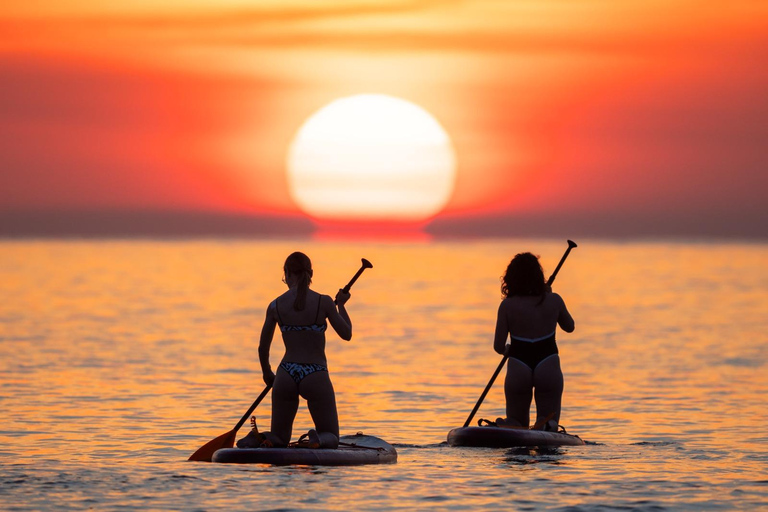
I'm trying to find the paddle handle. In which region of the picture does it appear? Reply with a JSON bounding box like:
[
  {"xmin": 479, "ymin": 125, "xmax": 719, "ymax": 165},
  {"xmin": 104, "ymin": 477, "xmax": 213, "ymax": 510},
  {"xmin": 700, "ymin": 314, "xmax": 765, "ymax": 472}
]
[
  {"xmin": 336, "ymin": 258, "xmax": 373, "ymax": 303},
  {"xmin": 233, "ymin": 384, "xmax": 272, "ymax": 432},
  {"xmin": 462, "ymin": 240, "xmax": 577, "ymax": 428}
]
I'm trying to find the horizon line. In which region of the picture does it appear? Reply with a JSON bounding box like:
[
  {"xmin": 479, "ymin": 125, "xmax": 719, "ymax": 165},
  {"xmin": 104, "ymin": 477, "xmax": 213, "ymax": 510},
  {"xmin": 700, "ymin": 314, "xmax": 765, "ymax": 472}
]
[{"xmin": 1, "ymin": 209, "xmax": 765, "ymax": 241}]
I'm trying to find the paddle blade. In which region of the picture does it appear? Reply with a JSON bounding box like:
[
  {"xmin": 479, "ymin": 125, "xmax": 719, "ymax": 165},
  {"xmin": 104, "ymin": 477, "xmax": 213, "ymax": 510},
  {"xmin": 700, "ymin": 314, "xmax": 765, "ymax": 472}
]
[{"xmin": 188, "ymin": 429, "xmax": 236, "ymax": 462}]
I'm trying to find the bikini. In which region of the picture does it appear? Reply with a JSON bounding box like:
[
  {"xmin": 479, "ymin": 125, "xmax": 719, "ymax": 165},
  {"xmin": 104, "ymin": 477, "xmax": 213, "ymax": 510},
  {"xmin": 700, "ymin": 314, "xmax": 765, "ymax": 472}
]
[
  {"xmin": 274, "ymin": 298, "xmax": 329, "ymax": 384},
  {"xmin": 509, "ymin": 331, "xmax": 559, "ymax": 370}
]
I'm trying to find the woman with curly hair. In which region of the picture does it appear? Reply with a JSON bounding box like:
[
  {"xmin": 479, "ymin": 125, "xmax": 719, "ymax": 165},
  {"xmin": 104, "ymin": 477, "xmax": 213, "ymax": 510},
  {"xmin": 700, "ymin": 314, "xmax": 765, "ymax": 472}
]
[{"xmin": 493, "ymin": 252, "xmax": 575, "ymax": 430}]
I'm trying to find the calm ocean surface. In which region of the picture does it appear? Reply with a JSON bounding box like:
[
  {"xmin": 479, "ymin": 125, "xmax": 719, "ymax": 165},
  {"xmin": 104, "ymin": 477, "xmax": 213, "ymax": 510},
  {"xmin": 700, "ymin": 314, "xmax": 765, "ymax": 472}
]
[{"xmin": 1, "ymin": 238, "xmax": 766, "ymax": 511}]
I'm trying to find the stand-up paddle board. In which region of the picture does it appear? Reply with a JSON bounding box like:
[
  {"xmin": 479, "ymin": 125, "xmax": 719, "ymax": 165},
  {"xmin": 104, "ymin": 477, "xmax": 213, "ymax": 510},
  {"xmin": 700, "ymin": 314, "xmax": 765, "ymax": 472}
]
[
  {"xmin": 448, "ymin": 425, "xmax": 585, "ymax": 448},
  {"xmin": 212, "ymin": 433, "xmax": 397, "ymax": 465}
]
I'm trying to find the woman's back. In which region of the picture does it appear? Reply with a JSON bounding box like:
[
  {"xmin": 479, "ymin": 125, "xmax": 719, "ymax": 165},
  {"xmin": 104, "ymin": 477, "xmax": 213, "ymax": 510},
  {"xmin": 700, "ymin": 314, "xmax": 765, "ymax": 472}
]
[
  {"xmin": 273, "ymin": 290, "xmax": 328, "ymax": 365},
  {"xmin": 499, "ymin": 293, "xmax": 574, "ymax": 340}
]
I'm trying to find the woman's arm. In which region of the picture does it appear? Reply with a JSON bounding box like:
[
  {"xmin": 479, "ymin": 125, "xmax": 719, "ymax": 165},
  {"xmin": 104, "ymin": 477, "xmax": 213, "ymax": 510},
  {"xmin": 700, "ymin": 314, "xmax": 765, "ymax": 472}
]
[
  {"xmin": 325, "ymin": 292, "xmax": 352, "ymax": 341},
  {"xmin": 493, "ymin": 301, "xmax": 510, "ymax": 355},
  {"xmin": 258, "ymin": 301, "xmax": 278, "ymax": 385},
  {"xmin": 554, "ymin": 293, "xmax": 575, "ymax": 333}
]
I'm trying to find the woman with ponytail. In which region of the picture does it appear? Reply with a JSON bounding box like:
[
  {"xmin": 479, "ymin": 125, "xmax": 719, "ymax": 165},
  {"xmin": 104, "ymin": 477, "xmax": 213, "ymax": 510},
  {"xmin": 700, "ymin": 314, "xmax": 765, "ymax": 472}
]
[{"xmin": 243, "ymin": 252, "xmax": 352, "ymax": 449}]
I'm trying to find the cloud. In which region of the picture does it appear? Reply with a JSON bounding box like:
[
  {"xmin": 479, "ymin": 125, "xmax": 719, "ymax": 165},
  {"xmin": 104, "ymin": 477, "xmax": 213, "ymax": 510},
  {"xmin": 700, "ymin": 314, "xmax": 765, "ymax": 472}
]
[{"xmin": 6, "ymin": 1, "xmax": 766, "ymax": 57}]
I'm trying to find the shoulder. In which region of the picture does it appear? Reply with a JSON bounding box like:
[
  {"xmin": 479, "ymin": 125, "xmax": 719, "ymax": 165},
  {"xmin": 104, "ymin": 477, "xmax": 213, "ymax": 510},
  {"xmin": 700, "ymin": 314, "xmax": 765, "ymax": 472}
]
[
  {"xmin": 317, "ymin": 294, "xmax": 336, "ymax": 314},
  {"xmin": 546, "ymin": 292, "xmax": 566, "ymax": 307},
  {"xmin": 268, "ymin": 297, "xmax": 283, "ymax": 314},
  {"xmin": 269, "ymin": 293, "xmax": 292, "ymax": 310},
  {"xmin": 270, "ymin": 294, "xmax": 288, "ymax": 308},
  {"xmin": 264, "ymin": 299, "xmax": 279, "ymax": 321}
]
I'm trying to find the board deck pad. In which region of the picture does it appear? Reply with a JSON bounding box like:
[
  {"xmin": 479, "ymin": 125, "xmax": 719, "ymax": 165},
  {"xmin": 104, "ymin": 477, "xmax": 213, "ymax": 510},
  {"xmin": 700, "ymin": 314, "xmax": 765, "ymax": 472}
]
[
  {"xmin": 447, "ymin": 426, "xmax": 585, "ymax": 448},
  {"xmin": 212, "ymin": 433, "xmax": 397, "ymax": 465}
]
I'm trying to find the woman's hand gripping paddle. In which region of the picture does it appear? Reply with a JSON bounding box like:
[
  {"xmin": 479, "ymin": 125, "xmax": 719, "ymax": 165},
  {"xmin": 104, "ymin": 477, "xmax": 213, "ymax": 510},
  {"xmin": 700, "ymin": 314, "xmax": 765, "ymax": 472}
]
[
  {"xmin": 461, "ymin": 240, "xmax": 577, "ymax": 428},
  {"xmin": 188, "ymin": 258, "xmax": 373, "ymax": 461}
]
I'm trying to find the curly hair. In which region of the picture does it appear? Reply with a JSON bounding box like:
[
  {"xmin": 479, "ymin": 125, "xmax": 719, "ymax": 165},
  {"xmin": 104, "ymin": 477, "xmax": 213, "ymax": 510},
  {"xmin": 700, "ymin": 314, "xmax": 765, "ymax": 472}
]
[
  {"xmin": 501, "ymin": 252, "xmax": 545, "ymax": 298},
  {"xmin": 283, "ymin": 252, "xmax": 313, "ymax": 311}
]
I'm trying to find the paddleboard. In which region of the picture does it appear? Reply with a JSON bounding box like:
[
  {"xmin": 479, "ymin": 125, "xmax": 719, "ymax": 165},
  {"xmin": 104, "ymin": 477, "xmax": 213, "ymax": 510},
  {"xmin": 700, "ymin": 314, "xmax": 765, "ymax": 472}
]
[
  {"xmin": 212, "ymin": 433, "xmax": 397, "ymax": 465},
  {"xmin": 447, "ymin": 426, "xmax": 585, "ymax": 448}
]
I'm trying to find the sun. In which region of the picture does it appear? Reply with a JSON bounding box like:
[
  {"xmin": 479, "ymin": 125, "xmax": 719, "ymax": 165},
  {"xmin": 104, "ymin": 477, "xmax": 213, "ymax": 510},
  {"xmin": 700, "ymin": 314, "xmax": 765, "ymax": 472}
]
[{"xmin": 287, "ymin": 94, "xmax": 457, "ymax": 223}]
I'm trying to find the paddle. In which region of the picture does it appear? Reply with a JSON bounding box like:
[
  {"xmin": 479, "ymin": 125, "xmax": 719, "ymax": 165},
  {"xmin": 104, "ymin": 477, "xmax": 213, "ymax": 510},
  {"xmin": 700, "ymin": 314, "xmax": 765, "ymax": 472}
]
[
  {"xmin": 462, "ymin": 240, "xmax": 577, "ymax": 428},
  {"xmin": 189, "ymin": 258, "xmax": 374, "ymax": 462}
]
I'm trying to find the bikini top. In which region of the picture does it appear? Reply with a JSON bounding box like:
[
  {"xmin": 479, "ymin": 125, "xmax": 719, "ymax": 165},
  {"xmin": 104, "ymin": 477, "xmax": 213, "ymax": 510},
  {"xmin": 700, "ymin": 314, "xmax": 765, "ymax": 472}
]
[{"xmin": 274, "ymin": 297, "xmax": 327, "ymax": 333}]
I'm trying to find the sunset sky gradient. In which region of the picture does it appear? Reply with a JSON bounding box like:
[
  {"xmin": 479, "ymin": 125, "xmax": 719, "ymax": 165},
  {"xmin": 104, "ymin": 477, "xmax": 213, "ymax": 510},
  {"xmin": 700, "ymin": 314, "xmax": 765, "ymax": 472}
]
[{"xmin": 1, "ymin": 0, "xmax": 766, "ymax": 237}]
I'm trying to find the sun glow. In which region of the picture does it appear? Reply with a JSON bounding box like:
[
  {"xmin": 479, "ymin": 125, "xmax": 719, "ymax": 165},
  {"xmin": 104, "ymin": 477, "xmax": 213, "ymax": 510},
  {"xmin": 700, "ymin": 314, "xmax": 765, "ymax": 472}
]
[{"xmin": 287, "ymin": 94, "xmax": 457, "ymax": 223}]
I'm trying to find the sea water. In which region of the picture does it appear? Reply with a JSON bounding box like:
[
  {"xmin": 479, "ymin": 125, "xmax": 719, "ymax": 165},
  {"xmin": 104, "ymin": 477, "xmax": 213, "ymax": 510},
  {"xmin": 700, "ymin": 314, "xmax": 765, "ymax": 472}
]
[{"xmin": 0, "ymin": 238, "xmax": 766, "ymax": 511}]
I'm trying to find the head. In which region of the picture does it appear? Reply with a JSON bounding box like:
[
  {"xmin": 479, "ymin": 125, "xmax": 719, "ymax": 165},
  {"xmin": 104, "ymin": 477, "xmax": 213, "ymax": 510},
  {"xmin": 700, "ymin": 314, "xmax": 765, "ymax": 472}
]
[
  {"xmin": 501, "ymin": 252, "xmax": 545, "ymax": 298},
  {"xmin": 283, "ymin": 252, "xmax": 313, "ymax": 310}
]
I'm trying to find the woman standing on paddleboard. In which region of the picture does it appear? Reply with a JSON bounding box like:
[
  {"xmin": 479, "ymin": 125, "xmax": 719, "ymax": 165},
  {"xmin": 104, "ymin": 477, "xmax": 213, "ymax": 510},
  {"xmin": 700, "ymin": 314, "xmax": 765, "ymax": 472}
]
[
  {"xmin": 242, "ymin": 252, "xmax": 352, "ymax": 449},
  {"xmin": 493, "ymin": 252, "xmax": 575, "ymax": 430}
]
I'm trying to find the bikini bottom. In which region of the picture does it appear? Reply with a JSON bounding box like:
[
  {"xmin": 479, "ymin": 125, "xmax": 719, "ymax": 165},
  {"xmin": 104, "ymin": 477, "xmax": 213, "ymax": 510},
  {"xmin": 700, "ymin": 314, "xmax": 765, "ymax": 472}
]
[
  {"xmin": 279, "ymin": 361, "xmax": 328, "ymax": 384},
  {"xmin": 509, "ymin": 334, "xmax": 559, "ymax": 370}
]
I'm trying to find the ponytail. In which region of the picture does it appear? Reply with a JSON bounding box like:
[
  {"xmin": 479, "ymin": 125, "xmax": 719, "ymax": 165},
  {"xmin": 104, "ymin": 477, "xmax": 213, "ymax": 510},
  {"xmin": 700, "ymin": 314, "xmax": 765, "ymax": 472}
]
[
  {"xmin": 283, "ymin": 252, "xmax": 313, "ymax": 311},
  {"xmin": 293, "ymin": 269, "xmax": 311, "ymax": 311}
]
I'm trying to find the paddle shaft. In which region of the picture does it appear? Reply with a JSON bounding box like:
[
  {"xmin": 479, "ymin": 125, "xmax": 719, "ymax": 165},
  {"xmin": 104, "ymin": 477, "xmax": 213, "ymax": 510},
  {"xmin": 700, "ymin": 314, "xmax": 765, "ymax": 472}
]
[
  {"xmin": 462, "ymin": 356, "xmax": 507, "ymax": 428},
  {"xmin": 233, "ymin": 384, "xmax": 272, "ymax": 432},
  {"xmin": 462, "ymin": 240, "xmax": 577, "ymax": 428}
]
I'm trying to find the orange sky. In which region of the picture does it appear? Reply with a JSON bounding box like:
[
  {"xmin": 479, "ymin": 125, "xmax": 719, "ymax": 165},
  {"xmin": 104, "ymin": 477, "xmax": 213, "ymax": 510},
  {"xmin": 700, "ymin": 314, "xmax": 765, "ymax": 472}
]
[{"xmin": 1, "ymin": 1, "xmax": 767, "ymax": 237}]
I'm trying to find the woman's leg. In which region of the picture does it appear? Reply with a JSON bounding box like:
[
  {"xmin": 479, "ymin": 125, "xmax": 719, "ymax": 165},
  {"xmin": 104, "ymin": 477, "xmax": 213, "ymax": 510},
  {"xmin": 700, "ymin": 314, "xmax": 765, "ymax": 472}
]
[
  {"xmin": 270, "ymin": 368, "xmax": 299, "ymax": 446},
  {"xmin": 532, "ymin": 355, "xmax": 564, "ymax": 426},
  {"xmin": 504, "ymin": 358, "xmax": 534, "ymax": 428},
  {"xmin": 300, "ymin": 370, "xmax": 339, "ymax": 446}
]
